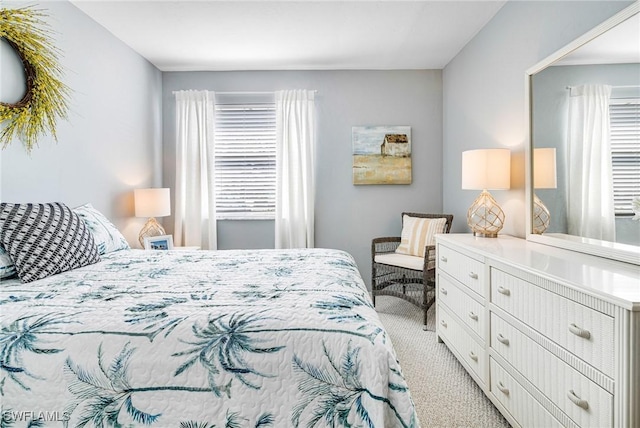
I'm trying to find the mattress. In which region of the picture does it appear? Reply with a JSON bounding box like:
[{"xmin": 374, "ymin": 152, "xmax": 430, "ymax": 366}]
[{"xmin": 0, "ymin": 248, "xmax": 420, "ymax": 427}]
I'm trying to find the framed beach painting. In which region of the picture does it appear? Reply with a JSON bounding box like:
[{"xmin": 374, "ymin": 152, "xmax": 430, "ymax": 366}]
[
  {"xmin": 352, "ymin": 126, "xmax": 412, "ymax": 185},
  {"xmin": 143, "ymin": 235, "xmax": 174, "ymax": 250}
]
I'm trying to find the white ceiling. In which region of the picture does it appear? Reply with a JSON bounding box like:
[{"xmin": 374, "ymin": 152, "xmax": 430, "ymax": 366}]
[{"xmin": 69, "ymin": 0, "xmax": 507, "ymax": 71}]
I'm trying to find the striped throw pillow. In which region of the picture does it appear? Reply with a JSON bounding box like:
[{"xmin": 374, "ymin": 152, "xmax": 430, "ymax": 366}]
[
  {"xmin": 395, "ymin": 215, "xmax": 447, "ymax": 258},
  {"xmin": 0, "ymin": 245, "xmax": 16, "ymax": 279},
  {"xmin": 0, "ymin": 202, "xmax": 100, "ymax": 283}
]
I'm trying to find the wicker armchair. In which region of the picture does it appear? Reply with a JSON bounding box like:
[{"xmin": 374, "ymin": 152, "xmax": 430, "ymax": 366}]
[{"xmin": 371, "ymin": 212, "xmax": 454, "ymax": 330}]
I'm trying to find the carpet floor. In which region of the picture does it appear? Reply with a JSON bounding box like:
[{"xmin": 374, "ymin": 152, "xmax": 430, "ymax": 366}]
[{"xmin": 375, "ymin": 296, "xmax": 511, "ymax": 428}]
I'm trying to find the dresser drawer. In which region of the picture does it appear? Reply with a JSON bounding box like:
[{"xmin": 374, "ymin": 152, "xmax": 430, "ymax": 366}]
[
  {"xmin": 438, "ymin": 304, "xmax": 486, "ymax": 385},
  {"xmin": 438, "ymin": 274, "xmax": 485, "ymax": 341},
  {"xmin": 491, "ymin": 313, "xmax": 613, "ymax": 427},
  {"xmin": 490, "ymin": 268, "xmax": 615, "ymax": 377},
  {"xmin": 437, "ymin": 244, "xmax": 484, "ymax": 297},
  {"xmin": 490, "ymin": 357, "xmax": 563, "ymax": 428}
]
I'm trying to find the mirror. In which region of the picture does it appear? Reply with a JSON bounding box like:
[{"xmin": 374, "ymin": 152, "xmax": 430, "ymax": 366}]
[{"xmin": 526, "ymin": 3, "xmax": 640, "ymax": 265}]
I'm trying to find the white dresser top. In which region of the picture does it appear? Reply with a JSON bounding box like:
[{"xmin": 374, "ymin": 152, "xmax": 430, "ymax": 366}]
[{"xmin": 437, "ymin": 234, "xmax": 640, "ymax": 311}]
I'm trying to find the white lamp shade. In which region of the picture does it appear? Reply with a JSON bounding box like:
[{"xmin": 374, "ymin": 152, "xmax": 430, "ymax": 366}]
[
  {"xmin": 134, "ymin": 188, "xmax": 171, "ymax": 218},
  {"xmin": 461, "ymin": 149, "xmax": 511, "ymax": 190},
  {"xmin": 533, "ymin": 148, "xmax": 557, "ymax": 189}
]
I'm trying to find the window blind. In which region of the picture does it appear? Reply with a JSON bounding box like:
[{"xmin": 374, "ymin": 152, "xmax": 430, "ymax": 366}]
[
  {"xmin": 214, "ymin": 103, "xmax": 276, "ymax": 219},
  {"xmin": 610, "ymin": 98, "xmax": 640, "ymax": 216}
]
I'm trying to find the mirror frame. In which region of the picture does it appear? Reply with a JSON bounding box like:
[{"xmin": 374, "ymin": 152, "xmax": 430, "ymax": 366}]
[{"xmin": 525, "ymin": 2, "xmax": 640, "ymax": 266}]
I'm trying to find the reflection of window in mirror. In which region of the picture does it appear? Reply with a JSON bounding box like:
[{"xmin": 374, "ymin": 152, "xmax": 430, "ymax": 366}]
[
  {"xmin": 527, "ymin": 3, "xmax": 640, "ymax": 265},
  {"xmin": 609, "ymin": 95, "xmax": 640, "ymax": 220}
]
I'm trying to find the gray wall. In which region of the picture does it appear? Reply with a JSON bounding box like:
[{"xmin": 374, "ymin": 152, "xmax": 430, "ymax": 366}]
[
  {"xmin": 6, "ymin": 0, "xmax": 630, "ymax": 280},
  {"xmin": 163, "ymin": 70, "xmax": 443, "ymax": 284},
  {"xmin": 532, "ymin": 63, "xmax": 640, "ymax": 245},
  {"xmin": 0, "ymin": 1, "xmax": 163, "ymax": 246},
  {"xmin": 443, "ymin": 1, "xmax": 632, "ymax": 237}
]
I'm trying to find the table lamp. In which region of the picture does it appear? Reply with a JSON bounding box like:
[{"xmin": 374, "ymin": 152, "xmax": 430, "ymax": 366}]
[
  {"xmin": 533, "ymin": 148, "xmax": 557, "ymax": 234},
  {"xmin": 462, "ymin": 149, "xmax": 511, "ymax": 238},
  {"xmin": 134, "ymin": 188, "xmax": 171, "ymax": 247}
]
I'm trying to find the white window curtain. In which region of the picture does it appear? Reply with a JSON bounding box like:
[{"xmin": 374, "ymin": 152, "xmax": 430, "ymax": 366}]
[
  {"xmin": 567, "ymin": 84, "xmax": 616, "ymax": 241},
  {"xmin": 174, "ymin": 90, "xmax": 217, "ymax": 250},
  {"xmin": 275, "ymin": 90, "xmax": 316, "ymax": 249}
]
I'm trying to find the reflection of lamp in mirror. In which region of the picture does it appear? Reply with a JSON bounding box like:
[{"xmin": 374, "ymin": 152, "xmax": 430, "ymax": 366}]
[
  {"xmin": 134, "ymin": 188, "xmax": 171, "ymax": 247},
  {"xmin": 462, "ymin": 149, "xmax": 511, "ymax": 238},
  {"xmin": 533, "ymin": 148, "xmax": 557, "ymax": 234}
]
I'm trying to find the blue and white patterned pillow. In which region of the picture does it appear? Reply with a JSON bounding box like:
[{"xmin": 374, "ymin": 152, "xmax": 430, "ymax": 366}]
[
  {"xmin": 0, "ymin": 245, "xmax": 16, "ymax": 279},
  {"xmin": 73, "ymin": 203, "xmax": 130, "ymax": 255},
  {"xmin": 0, "ymin": 202, "xmax": 101, "ymax": 283}
]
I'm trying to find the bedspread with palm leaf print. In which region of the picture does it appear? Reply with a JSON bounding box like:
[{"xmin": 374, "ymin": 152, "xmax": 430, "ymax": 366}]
[{"xmin": 0, "ymin": 248, "xmax": 419, "ymax": 428}]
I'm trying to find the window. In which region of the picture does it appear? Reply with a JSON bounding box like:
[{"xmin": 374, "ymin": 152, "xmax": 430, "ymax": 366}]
[
  {"xmin": 610, "ymin": 98, "xmax": 640, "ymax": 216},
  {"xmin": 214, "ymin": 103, "xmax": 276, "ymax": 219}
]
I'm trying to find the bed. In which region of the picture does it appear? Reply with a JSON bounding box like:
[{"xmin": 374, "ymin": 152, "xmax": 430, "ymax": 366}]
[{"xmin": 0, "ymin": 247, "xmax": 420, "ymax": 427}]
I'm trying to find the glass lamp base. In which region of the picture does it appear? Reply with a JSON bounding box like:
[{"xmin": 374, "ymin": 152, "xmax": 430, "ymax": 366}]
[
  {"xmin": 138, "ymin": 217, "xmax": 166, "ymax": 247},
  {"xmin": 532, "ymin": 194, "xmax": 551, "ymax": 235},
  {"xmin": 467, "ymin": 190, "xmax": 505, "ymax": 238}
]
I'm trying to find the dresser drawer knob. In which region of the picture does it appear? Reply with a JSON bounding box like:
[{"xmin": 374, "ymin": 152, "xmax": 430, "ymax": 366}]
[
  {"xmin": 497, "ymin": 286, "xmax": 511, "ymax": 296},
  {"xmin": 497, "ymin": 333, "xmax": 510, "ymax": 346},
  {"xmin": 440, "ymin": 256, "xmax": 448, "ymax": 262},
  {"xmin": 440, "ymin": 320, "xmax": 447, "ymax": 328},
  {"xmin": 497, "ymin": 381, "xmax": 510, "ymax": 396},
  {"xmin": 567, "ymin": 390, "xmax": 589, "ymax": 410},
  {"xmin": 440, "ymin": 287, "xmax": 448, "ymax": 296},
  {"xmin": 569, "ymin": 323, "xmax": 591, "ymax": 340},
  {"xmin": 468, "ymin": 272, "xmax": 478, "ymax": 279},
  {"xmin": 468, "ymin": 311, "xmax": 478, "ymax": 321},
  {"xmin": 468, "ymin": 351, "xmax": 478, "ymax": 362}
]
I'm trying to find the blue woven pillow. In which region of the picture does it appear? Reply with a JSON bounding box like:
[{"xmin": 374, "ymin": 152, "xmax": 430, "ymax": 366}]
[
  {"xmin": 0, "ymin": 245, "xmax": 16, "ymax": 279},
  {"xmin": 0, "ymin": 202, "xmax": 100, "ymax": 283}
]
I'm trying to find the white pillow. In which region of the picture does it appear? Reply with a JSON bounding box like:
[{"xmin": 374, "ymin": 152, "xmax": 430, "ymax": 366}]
[
  {"xmin": 0, "ymin": 245, "xmax": 16, "ymax": 279},
  {"xmin": 73, "ymin": 203, "xmax": 130, "ymax": 255},
  {"xmin": 395, "ymin": 215, "xmax": 447, "ymax": 258}
]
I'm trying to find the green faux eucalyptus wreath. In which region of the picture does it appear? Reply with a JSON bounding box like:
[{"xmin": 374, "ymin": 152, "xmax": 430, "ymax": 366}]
[{"xmin": 0, "ymin": 7, "xmax": 70, "ymax": 152}]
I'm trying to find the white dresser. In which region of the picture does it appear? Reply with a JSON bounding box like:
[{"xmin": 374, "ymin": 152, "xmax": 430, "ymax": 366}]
[{"xmin": 435, "ymin": 234, "xmax": 640, "ymax": 428}]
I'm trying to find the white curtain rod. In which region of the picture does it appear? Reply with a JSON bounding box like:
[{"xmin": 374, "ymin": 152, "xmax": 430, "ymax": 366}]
[
  {"xmin": 566, "ymin": 85, "xmax": 640, "ymax": 89},
  {"xmin": 172, "ymin": 90, "xmax": 317, "ymax": 95}
]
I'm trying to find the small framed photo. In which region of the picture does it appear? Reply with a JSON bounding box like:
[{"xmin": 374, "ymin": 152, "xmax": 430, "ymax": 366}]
[{"xmin": 144, "ymin": 235, "xmax": 174, "ymax": 250}]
